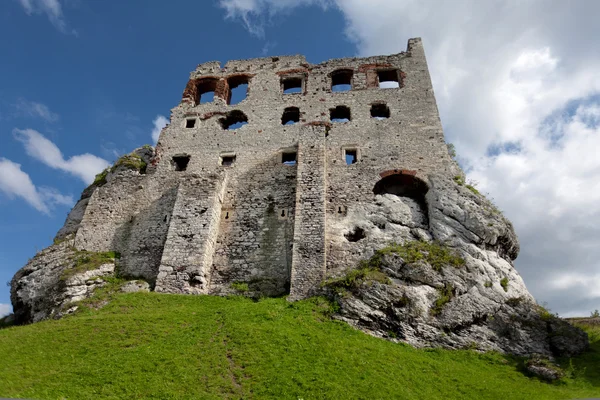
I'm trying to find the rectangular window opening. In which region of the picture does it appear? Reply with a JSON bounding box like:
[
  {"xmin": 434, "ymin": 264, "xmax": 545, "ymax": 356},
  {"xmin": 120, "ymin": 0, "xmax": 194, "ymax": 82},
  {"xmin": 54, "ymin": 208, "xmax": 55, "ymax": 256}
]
[
  {"xmin": 185, "ymin": 119, "xmax": 196, "ymax": 128},
  {"xmin": 282, "ymin": 152, "xmax": 297, "ymax": 166},
  {"xmin": 331, "ymin": 70, "xmax": 353, "ymax": 92},
  {"xmin": 378, "ymin": 70, "xmax": 400, "ymax": 89},
  {"xmin": 345, "ymin": 150, "xmax": 357, "ymax": 165},
  {"xmin": 173, "ymin": 155, "xmax": 190, "ymax": 171},
  {"xmin": 282, "ymin": 77, "xmax": 303, "ymax": 94},
  {"xmin": 221, "ymin": 155, "xmax": 236, "ymax": 166}
]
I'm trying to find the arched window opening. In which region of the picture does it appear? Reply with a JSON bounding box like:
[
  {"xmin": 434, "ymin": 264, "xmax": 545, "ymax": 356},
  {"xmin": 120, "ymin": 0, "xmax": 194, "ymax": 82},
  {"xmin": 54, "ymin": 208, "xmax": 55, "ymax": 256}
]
[
  {"xmin": 330, "ymin": 105, "xmax": 351, "ymax": 123},
  {"xmin": 331, "ymin": 69, "xmax": 353, "ymax": 92},
  {"xmin": 281, "ymin": 107, "xmax": 300, "ymax": 125},
  {"xmin": 219, "ymin": 110, "xmax": 248, "ymax": 130},
  {"xmin": 196, "ymin": 78, "xmax": 218, "ymax": 104},
  {"xmin": 373, "ymin": 173, "xmax": 429, "ymax": 219},
  {"xmin": 371, "ymin": 103, "xmax": 391, "ymax": 119},
  {"xmin": 227, "ymin": 75, "xmax": 250, "ymax": 105},
  {"xmin": 378, "ymin": 70, "xmax": 400, "ymax": 89}
]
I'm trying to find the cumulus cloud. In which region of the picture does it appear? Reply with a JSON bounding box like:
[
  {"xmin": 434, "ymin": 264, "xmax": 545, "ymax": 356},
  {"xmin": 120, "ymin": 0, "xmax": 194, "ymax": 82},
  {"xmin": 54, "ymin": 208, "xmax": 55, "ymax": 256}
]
[
  {"xmin": 0, "ymin": 304, "xmax": 11, "ymax": 318},
  {"xmin": 13, "ymin": 128, "xmax": 110, "ymax": 185},
  {"xmin": 151, "ymin": 115, "xmax": 169, "ymax": 144},
  {"xmin": 13, "ymin": 98, "xmax": 59, "ymax": 122},
  {"xmin": 17, "ymin": 0, "xmax": 75, "ymax": 35},
  {"xmin": 220, "ymin": 0, "xmax": 600, "ymax": 315},
  {"xmin": 0, "ymin": 158, "xmax": 73, "ymax": 214}
]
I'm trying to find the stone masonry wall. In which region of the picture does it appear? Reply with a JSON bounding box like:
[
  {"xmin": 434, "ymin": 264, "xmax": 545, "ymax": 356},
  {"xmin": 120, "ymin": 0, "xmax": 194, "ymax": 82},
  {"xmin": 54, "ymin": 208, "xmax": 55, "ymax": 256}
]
[{"xmin": 68, "ymin": 37, "xmax": 456, "ymax": 298}]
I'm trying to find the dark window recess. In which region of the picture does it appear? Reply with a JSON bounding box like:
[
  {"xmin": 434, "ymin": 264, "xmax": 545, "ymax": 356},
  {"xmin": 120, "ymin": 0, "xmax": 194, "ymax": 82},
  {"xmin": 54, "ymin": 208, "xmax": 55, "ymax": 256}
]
[
  {"xmin": 281, "ymin": 209, "xmax": 286, "ymax": 217},
  {"xmin": 272, "ymin": 57, "xmax": 280, "ymax": 62},
  {"xmin": 220, "ymin": 110, "xmax": 248, "ymax": 130},
  {"xmin": 345, "ymin": 150, "xmax": 357, "ymax": 165},
  {"xmin": 282, "ymin": 152, "xmax": 297, "ymax": 166},
  {"xmin": 228, "ymin": 76, "xmax": 250, "ymax": 105},
  {"xmin": 282, "ymin": 77, "xmax": 303, "ymax": 94},
  {"xmin": 378, "ymin": 70, "xmax": 400, "ymax": 88},
  {"xmin": 281, "ymin": 107, "xmax": 300, "ymax": 125},
  {"xmin": 331, "ymin": 69, "xmax": 353, "ymax": 92},
  {"xmin": 221, "ymin": 155, "xmax": 236, "ymax": 166},
  {"xmin": 173, "ymin": 155, "xmax": 190, "ymax": 171},
  {"xmin": 196, "ymin": 78, "xmax": 218, "ymax": 104},
  {"xmin": 371, "ymin": 103, "xmax": 391, "ymax": 119},
  {"xmin": 345, "ymin": 227, "xmax": 366, "ymax": 242},
  {"xmin": 330, "ymin": 105, "xmax": 351, "ymax": 123},
  {"xmin": 186, "ymin": 119, "xmax": 196, "ymax": 128}
]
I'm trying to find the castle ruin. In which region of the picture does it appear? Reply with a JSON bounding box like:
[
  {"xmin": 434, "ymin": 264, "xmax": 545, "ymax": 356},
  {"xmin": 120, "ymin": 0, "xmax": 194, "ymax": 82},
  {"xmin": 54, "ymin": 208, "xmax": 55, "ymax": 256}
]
[{"xmin": 68, "ymin": 37, "xmax": 456, "ymax": 300}]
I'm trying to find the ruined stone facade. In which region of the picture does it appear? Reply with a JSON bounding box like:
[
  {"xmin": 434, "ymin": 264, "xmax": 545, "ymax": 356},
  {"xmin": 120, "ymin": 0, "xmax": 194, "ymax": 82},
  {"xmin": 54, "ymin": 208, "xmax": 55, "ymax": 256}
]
[{"xmin": 65, "ymin": 38, "xmax": 458, "ymax": 300}]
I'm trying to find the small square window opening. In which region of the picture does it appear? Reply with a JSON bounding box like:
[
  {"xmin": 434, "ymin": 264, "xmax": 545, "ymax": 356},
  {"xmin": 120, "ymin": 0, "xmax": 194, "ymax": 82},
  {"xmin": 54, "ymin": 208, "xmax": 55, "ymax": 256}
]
[
  {"xmin": 378, "ymin": 70, "xmax": 400, "ymax": 89},
  {"xmin": 282, "ymin": 152, "xmax": 297, "ymax": 166},
  {"xmin": 345, "ymin": 150, "xmax": 357, "ymax": 165},
  {"xmin": 186, "ymin": 119, "xmax": 196, "ymax": 128},
  {"xmin": 282, "ymin": 77, "xmax": 303, "ymax": 94}
]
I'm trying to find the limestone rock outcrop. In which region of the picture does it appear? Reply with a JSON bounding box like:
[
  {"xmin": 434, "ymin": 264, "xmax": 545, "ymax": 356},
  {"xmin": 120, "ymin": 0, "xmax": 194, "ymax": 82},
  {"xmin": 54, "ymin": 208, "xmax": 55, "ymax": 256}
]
[{"xmin": 324, "ymin": 176, "xmax": 587, "ymax": 357}]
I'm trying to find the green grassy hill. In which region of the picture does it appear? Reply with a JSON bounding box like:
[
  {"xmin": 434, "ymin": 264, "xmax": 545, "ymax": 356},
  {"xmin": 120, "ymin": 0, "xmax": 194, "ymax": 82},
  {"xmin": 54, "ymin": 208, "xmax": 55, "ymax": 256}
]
[{"xmin": 0, "ymin": 293, "xmax": 598, "ymax": 399}]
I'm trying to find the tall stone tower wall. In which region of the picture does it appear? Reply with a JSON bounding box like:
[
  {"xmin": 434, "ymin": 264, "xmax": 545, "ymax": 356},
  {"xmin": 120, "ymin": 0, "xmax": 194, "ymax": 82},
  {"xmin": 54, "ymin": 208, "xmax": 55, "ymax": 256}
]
[{"xmin": 73, "ymin": 38, "xmax": 457, "ymax": 299}]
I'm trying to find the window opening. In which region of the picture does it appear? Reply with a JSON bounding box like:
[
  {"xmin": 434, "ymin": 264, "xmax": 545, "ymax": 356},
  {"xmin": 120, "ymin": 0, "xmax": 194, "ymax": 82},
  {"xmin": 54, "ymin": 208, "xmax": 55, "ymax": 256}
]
[
  {"xmin": 282, "ymin": 77, "xmax": 303, "ymax": 94},
  {"xmin": 228, "ymin": 76, "xmax": 250, "ymax": 105},
  {"xmin": 371, "ymin": 103, "xmax": 390, "ymax": 119},
  {"xmin": 196, "ymin": 78, "xmax": 218, "ymax": 104},
  {"xmin": 220, "ymin": 110, "xmax": 248, "ymax": 130},
  {"xmin": 281, "ymin": 210, "xmax": 286, "ymax": 217},
  {"xmin": 373, "ymin": 174, "xmax": 429, "ymax": 220},
  {"xmin": 281, "ymin": 107, "xmax": 300, "ymax": 125},
  {"xmin": 378, "ymin": 70, "xmax": 400, "ymax": 89},
  {"xmin": 282, "ymin": 152, "xmax": 297, "ymax": 166},
  {"xmin": 221, "ymin": 155, "xmax": 236, "ymax": 166},
  {"xmin": 331, "ymin": 69, "xmax": 353, "ymax": 92},
  {"xmin": 225, "ymin": 211, "xmax": 230, "ymax": 220},
  {"xmin": 186, "ymin": 119, "xmax": 196, "ymax": 128},
  {"xmin": 272, "ymin": 57, "xmax": 280, "ymax": 62},
  {"xmin": 173, "ymin": 155, "xmax": 190, "ymax": 171},
  {"xmin": 345, "ymin": 149, "xmax": 357, "ymax": 165},
  {"xmin": 330, "ymin": 105, "xmax": 351, "ymax": 123}
]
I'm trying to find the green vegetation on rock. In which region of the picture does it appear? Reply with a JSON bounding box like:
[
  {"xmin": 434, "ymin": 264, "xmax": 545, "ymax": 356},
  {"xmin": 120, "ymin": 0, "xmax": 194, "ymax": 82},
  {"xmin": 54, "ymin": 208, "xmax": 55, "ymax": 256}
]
[
  {"xmin": 367, "ymin": 240, "xmax": 465, "ymax": 272},
  {"xmin": 113, "ymin": 153, "xmax": 147, "ymax": 173},
  {"xmin": 430, "ymin": 284, "xmax": 454, "ymax": 316},
  {"xmin": 60, "ymin": 250, "xmax": 120, "ymax": 281},
  {"xmin": 93, "ymin": 168, "xmax": 110, "ymax": 186},
  {"xmin": 0, "ymin": 293, "xmax": 599, "ymax": 399},
  {"xmin": 500, "ymin": 277, "xmax": 509, "ymax": 292}
]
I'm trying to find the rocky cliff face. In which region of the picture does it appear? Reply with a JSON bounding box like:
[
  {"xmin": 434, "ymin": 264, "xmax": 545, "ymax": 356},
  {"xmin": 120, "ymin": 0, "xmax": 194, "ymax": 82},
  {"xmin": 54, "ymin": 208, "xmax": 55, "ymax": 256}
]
[
  {"xmin": 9, "ymin": 149, "xmax": 588, "ymax": 358},
  {"xmin": 323, "ymin": 176, "xmax": 587, "ymax": 357}
]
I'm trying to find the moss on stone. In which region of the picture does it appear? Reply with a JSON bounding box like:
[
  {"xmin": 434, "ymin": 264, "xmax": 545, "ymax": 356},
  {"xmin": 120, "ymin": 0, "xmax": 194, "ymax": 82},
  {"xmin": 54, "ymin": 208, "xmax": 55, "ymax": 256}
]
[
  {"xmin": 365, "ymin": 240, "xmax": 465, "ymax": 272},
  {"xmin": 231, "ymin": 282, "xmax": 249, "ymax": 292},
  {"xmin": 60, "ymin": 250, "xmax": 120, "ymax": 281},
  {"xmin": 500, "ymin": 277, "xmax": 509, "ymax": 292},
  {"xmin": 112, "ymin": 153, "xmax": 147, "ymax": 173},
  {"xmin": 431, "ymin": 284, "xmax": 454, "ymax": 316},
  {"xmin": 93, "ymin": 168, "xmax": 110, "ymax": 186}
]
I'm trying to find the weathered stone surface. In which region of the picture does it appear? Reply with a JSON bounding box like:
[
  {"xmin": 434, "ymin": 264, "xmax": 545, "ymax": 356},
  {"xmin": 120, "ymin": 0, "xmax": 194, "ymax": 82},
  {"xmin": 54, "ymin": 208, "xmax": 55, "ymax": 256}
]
[
  {"xmin": 10, "ymin": 240, "xmax": 117, "ymax": 323},
  {"xmin": 121, "ymin": 281, "xmax": 151, "ymax": 293},
  {"xmin": 326, "ymin": 176, "xmax": 588, "ymax": 357}
]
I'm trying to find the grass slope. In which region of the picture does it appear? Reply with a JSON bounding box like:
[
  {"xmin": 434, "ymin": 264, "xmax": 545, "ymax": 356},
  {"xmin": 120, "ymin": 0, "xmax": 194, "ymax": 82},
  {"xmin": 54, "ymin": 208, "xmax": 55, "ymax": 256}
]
[{"xmin": 0, "ymin": 293, "xmax": 598, "ymax": 399}]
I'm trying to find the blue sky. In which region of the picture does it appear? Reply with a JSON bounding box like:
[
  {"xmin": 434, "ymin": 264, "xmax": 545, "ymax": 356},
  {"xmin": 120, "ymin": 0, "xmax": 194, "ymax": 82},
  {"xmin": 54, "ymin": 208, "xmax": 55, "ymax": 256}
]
[{"xmin": 1, "ymin": 0, "xmax": 600, "ymax": 317}]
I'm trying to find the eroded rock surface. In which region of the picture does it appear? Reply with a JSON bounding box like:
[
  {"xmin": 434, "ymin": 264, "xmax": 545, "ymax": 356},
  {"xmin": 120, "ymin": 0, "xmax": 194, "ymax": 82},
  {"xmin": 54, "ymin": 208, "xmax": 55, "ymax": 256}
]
[{"xmin": 325, "ymin": 176, "xmax": 588, "ymax": 358}]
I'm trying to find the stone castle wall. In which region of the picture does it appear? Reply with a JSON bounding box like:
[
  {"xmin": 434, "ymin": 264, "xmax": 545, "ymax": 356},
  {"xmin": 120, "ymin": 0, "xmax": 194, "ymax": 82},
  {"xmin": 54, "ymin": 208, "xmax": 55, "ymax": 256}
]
[{"xmin": 71, "ymin": 37, "xmax": 458, "ymax": 298}]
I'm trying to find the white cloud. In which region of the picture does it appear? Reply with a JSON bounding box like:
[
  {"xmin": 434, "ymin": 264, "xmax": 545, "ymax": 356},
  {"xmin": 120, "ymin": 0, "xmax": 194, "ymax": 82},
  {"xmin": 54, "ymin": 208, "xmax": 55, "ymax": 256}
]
[
  {"xmin": 151, "ymin": 115, "xmax": 169, "ymax": 144},
  {"xmin": 0, "ymin": 304, "xmax": 11, "ymax": 318},
  {"xmin": 17, "ymin": 0, "xmax": 75, "ymax": 35},
  {"xmin": 13, "ymin": 128, "xmax": 110, "ymax": 185},
  {"xmin": 219, "ymin": 0, "xmax": 600, "ymax": 316},
  {"xmin": 13, "ymin": 98, "xmax": 59, "ymax": 122},
  {"xmin": 0, "ymin": 158, "xmax": 73, "ymax": 214},
  {"xmin": 219, "ymin": 0, "xmax": 329, "ymax": 37}
]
